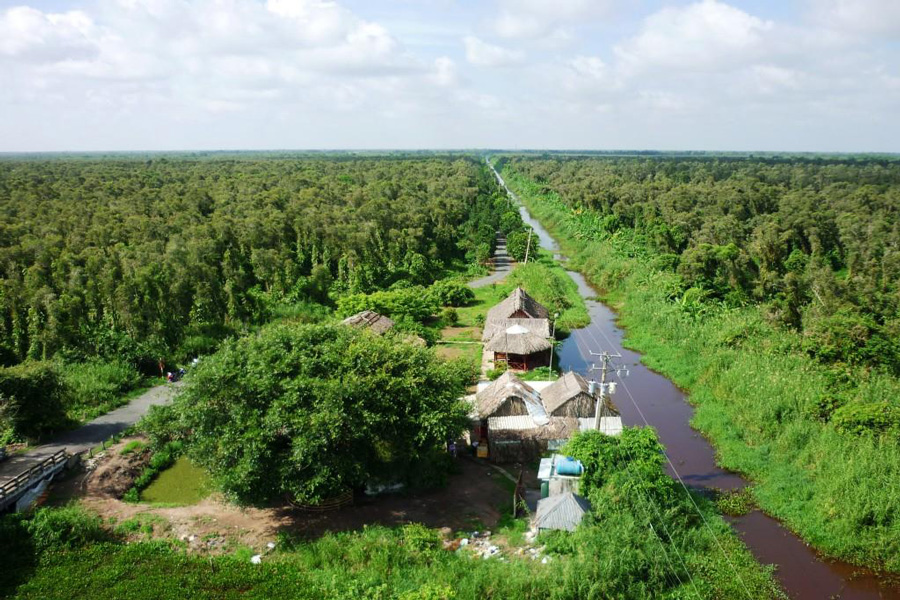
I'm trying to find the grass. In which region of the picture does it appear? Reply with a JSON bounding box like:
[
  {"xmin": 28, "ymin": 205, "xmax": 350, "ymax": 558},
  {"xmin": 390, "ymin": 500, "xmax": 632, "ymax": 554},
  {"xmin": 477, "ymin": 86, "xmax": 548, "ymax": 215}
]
[
  {"xmin": 0, "ymin": 477, "xmax": 785, "ymax": 600},
  {"xmin": 716, "ymin": 488, "xmax": 757, "ymax": 517},
  {"xmin": 60, "ymin": 360, "xmax": 156, "ymax": 424},
  {"xmin": 119, "ymin": 440, "xmax": 146, "ymax": 456},
  {"xmin": 503, "ymin": 166, "xmax": 900, "ymax": 573},
  {"xmin": 434, "ymin": 342, "xmax": 482, "ymax": 370},
  {"xmin": 140, "ymin": 456, "xmax": 212, "ymax": 505}
]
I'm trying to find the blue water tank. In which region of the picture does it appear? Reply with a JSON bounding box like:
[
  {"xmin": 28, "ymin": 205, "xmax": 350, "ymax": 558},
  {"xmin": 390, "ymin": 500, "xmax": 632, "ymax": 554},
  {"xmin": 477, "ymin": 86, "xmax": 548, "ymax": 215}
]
[{"xmin": 555, "ymin": 457, "xmax": 583, "ymax": 476}]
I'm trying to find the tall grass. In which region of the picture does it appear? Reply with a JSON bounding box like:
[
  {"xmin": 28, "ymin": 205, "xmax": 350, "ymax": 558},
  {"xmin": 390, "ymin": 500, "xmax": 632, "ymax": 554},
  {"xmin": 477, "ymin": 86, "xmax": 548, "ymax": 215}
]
[
  {"xmin": 2, "ymin": 497, "xmax": 783, "ymax": 599},
  {"xmin": 503, "ymin": 168, "xmax": 900, "ymax": 572},
  {"xmin": 59, "ymin": 359, "xmax": 147, "ymax": 422}
]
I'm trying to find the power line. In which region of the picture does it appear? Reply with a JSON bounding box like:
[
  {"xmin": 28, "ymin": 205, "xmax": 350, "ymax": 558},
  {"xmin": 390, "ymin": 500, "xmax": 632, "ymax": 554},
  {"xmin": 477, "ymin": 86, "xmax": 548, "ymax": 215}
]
[
  {"xmin": 578, "ymin": 322, "xmax": 755, "ymax": 600},
  {"xmin": 566, "ymin": 331, "xmax": 698, "ymax": 597}
]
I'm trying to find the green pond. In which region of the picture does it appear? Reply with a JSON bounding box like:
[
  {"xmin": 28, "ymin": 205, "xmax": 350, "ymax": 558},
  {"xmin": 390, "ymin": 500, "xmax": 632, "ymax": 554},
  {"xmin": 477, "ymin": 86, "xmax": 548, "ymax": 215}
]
[{"xmin": 140, "ymin": 456, "xmax": 213, "ymax": 505}]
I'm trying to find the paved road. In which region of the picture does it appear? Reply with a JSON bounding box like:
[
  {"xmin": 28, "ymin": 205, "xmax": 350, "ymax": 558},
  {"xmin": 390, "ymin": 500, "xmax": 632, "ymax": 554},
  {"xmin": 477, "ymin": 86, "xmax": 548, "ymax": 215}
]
[
  {"xmin": 0, "ymin": 383, "xmax": 180, "ymax": 485},
  {"xmin": 468, "ymin": 236, "xmax": 513, "ymax": 288}
]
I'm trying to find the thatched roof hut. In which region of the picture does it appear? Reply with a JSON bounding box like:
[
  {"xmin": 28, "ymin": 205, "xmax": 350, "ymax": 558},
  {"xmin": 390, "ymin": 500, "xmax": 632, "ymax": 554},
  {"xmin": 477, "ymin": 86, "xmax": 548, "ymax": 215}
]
[
  {"xmin": 341, "ymin": 310, "xmax": 395, "ymax": 334},
  {"xmin": 481, "ymin": 318, "xmax": 551, "ymax": 342},
  {"xmin": 541, "ymin": 371, "xmax": 596, "ymax": 418},
  {"xmin": 484, "ymin": 325, "xmax": 552, "ymax": 355},
  {"xmin": 486, "ymin": 287, "xmax": 550, "ymax": 324},
  {"xmin": 475, "ymin": 371, "xmax": 546, "ymax": 419}
]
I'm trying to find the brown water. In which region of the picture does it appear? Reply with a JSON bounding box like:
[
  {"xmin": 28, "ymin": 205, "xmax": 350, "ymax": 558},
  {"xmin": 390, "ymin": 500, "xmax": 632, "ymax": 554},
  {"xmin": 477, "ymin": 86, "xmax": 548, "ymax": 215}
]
[{"xmin": 505, "ymin": 169, "xmax": 900, "ymax": 599}]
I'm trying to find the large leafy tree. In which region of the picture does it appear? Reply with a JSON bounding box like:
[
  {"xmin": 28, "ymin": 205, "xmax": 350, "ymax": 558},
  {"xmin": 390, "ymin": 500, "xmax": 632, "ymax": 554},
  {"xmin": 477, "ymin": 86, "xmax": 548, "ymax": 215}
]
[{"xmin": 153, "ymin": 322, "xmax": 471, "ymax": 505}]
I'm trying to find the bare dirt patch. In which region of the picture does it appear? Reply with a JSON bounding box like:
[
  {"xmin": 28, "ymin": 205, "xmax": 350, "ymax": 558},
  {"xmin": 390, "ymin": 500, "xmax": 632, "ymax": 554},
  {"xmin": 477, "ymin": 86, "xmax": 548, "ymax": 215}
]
[
  {"xmin": 86, "ymin": 438, "xmax": 151, "ymax": 498},
  {"xmin": 440, "ymin": 326, "xmax": 480, "ymax": 342},
  {"xmin": 54, "ymin": 449, "xmax": 514, "ymax": 555}
]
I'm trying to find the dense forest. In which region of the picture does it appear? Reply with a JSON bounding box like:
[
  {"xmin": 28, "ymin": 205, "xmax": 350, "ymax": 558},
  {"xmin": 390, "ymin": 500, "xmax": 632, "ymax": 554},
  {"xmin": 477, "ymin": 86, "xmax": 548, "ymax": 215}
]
[
  {"xmin": 0, "ymin": 156, "xmax": 500, "ymax": 366},
  {"xmin": 0, "ymin": 156, "xmax": 503, "ymax": 442},
  {"xmin": 500, "ymin": 155, "xmax": 900, "ymax": 374}
]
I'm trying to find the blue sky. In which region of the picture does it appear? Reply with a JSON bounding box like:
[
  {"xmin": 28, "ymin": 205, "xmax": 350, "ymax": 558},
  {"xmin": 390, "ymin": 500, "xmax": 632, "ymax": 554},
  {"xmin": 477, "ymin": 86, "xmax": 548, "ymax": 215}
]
[{"xmin": 1, "ymin": 0, "xmax": 898, "ymax": 151}]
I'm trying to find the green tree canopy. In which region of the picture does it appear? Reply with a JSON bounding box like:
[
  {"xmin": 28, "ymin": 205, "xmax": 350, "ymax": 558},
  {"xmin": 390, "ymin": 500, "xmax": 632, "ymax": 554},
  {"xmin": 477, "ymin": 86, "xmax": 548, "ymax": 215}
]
[{"xmin": 149, "ymin": 322, "xmax": 471, "ymax": 505}]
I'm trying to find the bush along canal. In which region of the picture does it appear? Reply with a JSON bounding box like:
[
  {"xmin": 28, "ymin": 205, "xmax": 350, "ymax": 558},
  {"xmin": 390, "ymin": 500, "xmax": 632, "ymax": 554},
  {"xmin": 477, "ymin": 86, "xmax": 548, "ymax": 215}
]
[{"xmin": 489, "ymin": 161, "xmax": 900, "ymax": 600}]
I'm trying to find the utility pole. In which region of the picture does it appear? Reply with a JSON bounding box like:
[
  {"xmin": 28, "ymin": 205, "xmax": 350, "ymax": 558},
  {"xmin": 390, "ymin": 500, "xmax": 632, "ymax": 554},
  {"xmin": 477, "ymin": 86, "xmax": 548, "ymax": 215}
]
[
  {"xmin": 524, "ymin": 227, "xmax": 533, "ymax": 264},
  {"xmin": 589, "ymin": 350, "xmax": 627, "ymax": 430},
  {"xmin": 547, "ymin": 312, "xmax": 560, "ymax": 381}
]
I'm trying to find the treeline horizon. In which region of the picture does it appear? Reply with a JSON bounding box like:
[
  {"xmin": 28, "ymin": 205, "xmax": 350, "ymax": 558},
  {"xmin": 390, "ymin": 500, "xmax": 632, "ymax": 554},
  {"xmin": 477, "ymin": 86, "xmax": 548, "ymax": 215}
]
[
  {"xmin": 0, "ymin": 156, "xmax": 501, "ymax": 368},
  {"xmin": 501, "ymin": 154, "xmax": 900, "ymax": 376}
]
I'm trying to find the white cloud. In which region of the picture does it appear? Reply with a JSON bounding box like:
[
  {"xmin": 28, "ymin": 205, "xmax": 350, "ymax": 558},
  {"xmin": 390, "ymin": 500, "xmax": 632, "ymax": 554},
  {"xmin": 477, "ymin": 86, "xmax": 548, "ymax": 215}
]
[
  {"xmin": 0, "ymin": 0, "xmax": 426, "ymax": 115},
  {"xmin": 615, "ymin": 0, "xmax": 773, "ymax": 73},
  {"xmin": 0, "ymin": 6, "xmax": 98, "ymax": 61},
  {"xmin": 463, "ymin": 36, "xmax": 524, "ymax": 67},
  {"xmin": 568, "ymin": 56, "xmax": 609, "ymax": 82},
  {"xmin": 492, "ymin": 0, "xmax": 611, "ymax": 42},
  {"xmin": 809, "ymin": 0, "xmax": 900, "ymax": 37},
  {"xmin": 430, "ymin": 56, "xmax": 460, "ymax": 87},
  {"xmin": 1, "ymin": 0, "xmax": 899, "ymax": 151}
]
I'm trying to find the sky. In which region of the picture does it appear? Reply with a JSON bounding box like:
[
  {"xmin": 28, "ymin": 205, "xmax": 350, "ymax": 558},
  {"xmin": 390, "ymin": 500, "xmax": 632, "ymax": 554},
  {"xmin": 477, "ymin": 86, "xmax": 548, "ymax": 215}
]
[{"xmin": 0, "ymin": 0, "xmax": 899, "ymax": 152}]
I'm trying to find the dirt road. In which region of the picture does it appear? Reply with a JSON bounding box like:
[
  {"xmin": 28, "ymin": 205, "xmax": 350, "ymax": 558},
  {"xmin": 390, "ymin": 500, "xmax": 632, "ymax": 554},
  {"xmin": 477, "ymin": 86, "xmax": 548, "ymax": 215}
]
[{"xmin": 468, "ymin": 236, "xmax": 513, "ymax": 288}]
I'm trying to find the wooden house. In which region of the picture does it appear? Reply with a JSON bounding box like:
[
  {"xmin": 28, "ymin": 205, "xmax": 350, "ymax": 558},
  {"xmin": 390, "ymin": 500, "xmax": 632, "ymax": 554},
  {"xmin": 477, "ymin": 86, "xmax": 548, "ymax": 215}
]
[
  {"xmin": 484, "ymin": 324, "xmax": 552, "ymax": 370},
  {"xmin": 481, "ymin": 317, "xmax": 550, "ymax": 342},
  {"xmin": 474, "ymin": 371, "xmax": 543, "ymax": 419},
  {"xmin": 485, "ymin": 287, "xmax": 550, "ymax": 323},
  {"xmin": 541, "ymin": 371, "xmax": 596, "ymax": 418}
]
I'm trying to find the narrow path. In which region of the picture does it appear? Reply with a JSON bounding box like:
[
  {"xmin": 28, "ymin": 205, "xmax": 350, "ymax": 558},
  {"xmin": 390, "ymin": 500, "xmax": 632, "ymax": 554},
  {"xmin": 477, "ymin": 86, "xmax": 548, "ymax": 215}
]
[
  {"xmin": 0, "ymin": 383, "xmax": 180, "ymax": 485},
  {"xmin": 468, "ymin": 235, "xmax": 513, "ymax": 289}
]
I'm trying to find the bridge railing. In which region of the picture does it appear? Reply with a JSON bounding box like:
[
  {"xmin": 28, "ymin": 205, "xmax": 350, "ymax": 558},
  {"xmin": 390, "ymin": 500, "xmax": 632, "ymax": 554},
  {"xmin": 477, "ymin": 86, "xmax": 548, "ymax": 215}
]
[{"xmin": 0, "ymin": 450, "xmax": 68, "ymax": 504}]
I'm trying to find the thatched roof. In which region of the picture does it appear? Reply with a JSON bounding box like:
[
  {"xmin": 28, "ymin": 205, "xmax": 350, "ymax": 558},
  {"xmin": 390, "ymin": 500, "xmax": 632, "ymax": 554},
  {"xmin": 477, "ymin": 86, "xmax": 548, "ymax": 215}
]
[
  {"xmin": 475, "ymin": 371, "xmax": 543, "ymax": 419},
  {"xmin": 486, "ymin": 287, "xmax": 550, "ymax": 324},
  {"xmin": 484, "ymin": 326, "xmax": 552, "ymax": 355},
  {"xmin": 535, "ymin": 492, "xmax": 591, "ymax": 532},
  {"xmin": 341, "ymin": 310, "xmax": 394, "ymax": 334},
  {"xmin": 541, "ymin": 371, "xmax": 593, "ymax": 415},
  {"xmin": 481, "ymin": 318, "xmax": 551, "ymax": 342}
]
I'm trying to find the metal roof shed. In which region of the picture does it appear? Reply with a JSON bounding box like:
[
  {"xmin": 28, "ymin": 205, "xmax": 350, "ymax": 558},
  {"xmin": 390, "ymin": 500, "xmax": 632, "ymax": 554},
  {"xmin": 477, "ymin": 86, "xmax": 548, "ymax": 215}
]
[{"xmin": 534, "ymin": 492, "xmax": 592, "ymax": 532}]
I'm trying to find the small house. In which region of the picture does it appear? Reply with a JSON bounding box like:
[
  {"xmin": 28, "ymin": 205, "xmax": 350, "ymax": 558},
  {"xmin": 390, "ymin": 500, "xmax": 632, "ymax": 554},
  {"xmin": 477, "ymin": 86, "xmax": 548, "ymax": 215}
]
[
  {"xmin": 487, "ymin": 416, "xmax": 579, "ymax": 463},
  {"xmin": 541, "ymin": 371, "xmax": 596, "ymax": 418},
  {"xmin": 484, "ymin": 324, "xmax": 552, "ymax": 371},
  {"xmin": 485, "ymin": 287, "xmax": 550, "ymax": 323},
  {"xmin": 534, "ymin": 492, "xmax": 592, "ymax": 532},
  {"xmin": 481, "ymin": 317, "xmax": 551, "ymax": 342},
  {"xmin": 341, "ymin": 310, "xmax": 395, "ymax": 334},
  {"xmin": 474, "ymin": 371, "xmax": 544, "ymax": 419}
]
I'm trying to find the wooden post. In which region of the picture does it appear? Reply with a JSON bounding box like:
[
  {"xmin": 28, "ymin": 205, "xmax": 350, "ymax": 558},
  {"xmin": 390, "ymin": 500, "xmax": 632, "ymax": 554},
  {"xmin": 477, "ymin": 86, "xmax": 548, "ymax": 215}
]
[{"xmin": 514, "ymin": 469, "xmax": 526, "ymax": 518}]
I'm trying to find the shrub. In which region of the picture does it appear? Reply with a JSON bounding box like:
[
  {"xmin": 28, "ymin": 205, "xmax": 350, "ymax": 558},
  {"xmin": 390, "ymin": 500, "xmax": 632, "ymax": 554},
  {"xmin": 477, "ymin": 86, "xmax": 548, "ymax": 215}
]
[
  {"xmin": 25, "ymin": 505, "xmax": 111, "ymax": 553},
  {"xmin": 832, "ymin": 402, "xmax": 900, "ymax": 435},
  {"xmin": 337, "ymin": 287, "xmax": 439, "ymax": 323},
  {"xmin": 428, "ymin": 280, "xmax": 474, "ymax": 307},
  {"xmin": 440, "ymin": 307, "xmax": 459, "ymax": 326},
  {"xmin": 0, "ymin": 361, "xmax": 67, "ymax": 443},
  {"xmin": 59, "ymin": 359, "xmax": 143, "ymax": 419}
]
